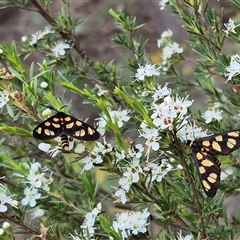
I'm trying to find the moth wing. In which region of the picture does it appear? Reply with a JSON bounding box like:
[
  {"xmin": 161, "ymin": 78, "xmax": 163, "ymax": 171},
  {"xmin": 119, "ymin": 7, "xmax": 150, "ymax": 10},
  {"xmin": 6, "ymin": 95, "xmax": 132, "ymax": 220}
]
[
  {"xmin": 33, "ymin": 114, "xmax": 63, "ymax": 140},
  {"xmin": 192, "ymin": 150, "xmax": 220, "ymax": 197},
  {"xmin": 62, "ymin": 115, "xmax": 100, "ymax": 141},
  {"xmin": 200, "ymin": 130, "xmax": 240, "ymax": 155}
]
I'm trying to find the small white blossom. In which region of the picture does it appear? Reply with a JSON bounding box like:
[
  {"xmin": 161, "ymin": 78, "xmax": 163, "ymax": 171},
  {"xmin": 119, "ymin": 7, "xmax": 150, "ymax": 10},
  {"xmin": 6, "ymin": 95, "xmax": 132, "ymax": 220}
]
[
  {"xmin": 177, "ymin": 230, "xmax": 192, "ymax": 240},
  {"xmin": 74, "ymin": 143, "xmax": 85, "ymax": 154},
  {"xmin": 2, "ymin": 222, "xmax": 10, "ymax": 229},
  {"xmin": 119, "ymin": 159, "xmax": 143, "ymax": 191},
  {"xmin": 22, "ymin": 187, "xmax": 41, "ymax": 207},
  {"xmin": 225, "ymin": 54, "xmax": 240, "ymax": 81},
  {"xmin": 0, "ymin": 91, "xmax": 9, "ymax": 108},
  {"xmin": 0, "ymin": 229, "xmax": 4, "ymax": 235},
  {"xmin": 11, "ymin": 200, "xmax": 18, "ymax": 208},
  {"xmin": 40, "ymin": 82, "xmax": 48, "ymax": 88},
  {"xmin": 177, "ymin": 120, "xmax": 208, "ymax": 142},
  {"xmin": 97, "ymin": 108, "xmax": 130, "ymax": 134},
  {"xmin": 38, "ymin": 143, "xmax": 61, "ymax": 157},
  {"xmin": 113, "ymin": 187, "xmax": 128, "ymax": 204},
  {"xmin": 42, "ymin": 26, "xmax": 55, "ymax": 35},
  {"xmin": 96, "ymin": 84, "xmax": 109, "ymax": 96},
  {"xmin": 0, "ymin": 190, "xmax": 16, "ymax": 213},
  {"xmin": 144, "ymin": 159, "xmax": 174, "ymax": 183},
  {"xmin": 223, "ymin": 18, "xmax": 240, "ymax": 35},
  {"xmin": 152, "ymin": 83, "xmax": 171, "ymax": 102},
  {"xmin": 0, "ymin": 49, "xmax": 2, "ymax": 54},
  {"xmin": 139, "ymin": 124, "xmax": 161, "ymax": 160},
  {"xmin": 162, "ymin": 42, "xmax": 183, "ymax": 59},
  {"xmin": 51, "ymin": 41, "xmax": 71, "ymax": 57},
  {"xmin": 29, "ymin": 26, "xmax": 54, "ymax": 45},
  {"xmin": 80, "ymin": 203, "xmax": 102, "ymax": 238},
  {"xmin": 81, "ymin": 155, "xmax": 103, "ymax": 172},
  {"xmin": 134, "ymin": 62, "xmax": 161, "ymax": 82},
  {"xmin": 203, "ymin": 108, "xmax": 223, "ymax": 124},
  {"xmin": 159, "ymin": 0, "xmax": 169, "ymax": 10},
  {"xmin": 21, "ymin": 35, "xmax": 28, "ymax": 42},
  {"xmin": 42, "ymin": 108, "xmax": 52, "ymax": 117}
]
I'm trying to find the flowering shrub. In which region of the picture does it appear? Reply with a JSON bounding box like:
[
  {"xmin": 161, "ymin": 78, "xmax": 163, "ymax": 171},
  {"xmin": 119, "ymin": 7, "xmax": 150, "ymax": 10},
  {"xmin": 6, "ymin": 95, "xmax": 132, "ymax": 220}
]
[{"xmin": 0, "ymin": 0, "xmax": 240, "ymax": 239}]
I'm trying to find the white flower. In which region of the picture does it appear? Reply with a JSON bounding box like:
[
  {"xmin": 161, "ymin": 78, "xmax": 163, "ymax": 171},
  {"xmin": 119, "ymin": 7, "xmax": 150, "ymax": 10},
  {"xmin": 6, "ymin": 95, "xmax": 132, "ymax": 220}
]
[
  {"xmin": 177, "ymin": 230, "xmax": 192, "ymax": 240},
  {"xmin": 0, "ymin": 229, "xmax": 4, "ymax": 235},
  {"xmin": 139, "ymin": 124, "xmax": 161, "ymax": 160},
  {"xmin": 162, "ymin": 42, "xmax": 183, "ymax": 59},
  {"xmin": 21, "ymin": 35, "xmax": 28, "ymax": 42},
  {"xmin": 152, "ymin": 83, "xmax": 171, "ymax": 102},
  {"xmin": 80, "ymin": 203, "xmax": 102, "ymax": 238},
  {"xmin": 40, "ymin": 82, "xmax": 48, "ymax": 88},
  {"xmin": 38, "ymin": 143, "xmax": 61, "ymax": 157},
  {"xmin": 74, "ymin": 143, "xmax": 85, "ymax": 154},
  {"xmin": 42, "ymin": 108, "xmax": 52, "ymax": 117},
  {"xmin": 81, "ymin": 155, "xmax": 103, "ymax": 172},
  {"xmin": 177, "ymin": 120, "xmax": 208, "ymax": 142},
  {"xmin": 151, "ymin": 94, "xmax": 193, "ymax": 131},
  {"xmin": 96, "ymin": 84, "xmax": 109, "ymax": 96},
  {"xmin": 42, "ymin": 26, "xmax": 54, "ymax": 35},
  {"xmin": 0, "ymin": 91, "xmax": 9, "ymax": 108},
  {"xmin": 144, "ymin": 159, "xmax": 173, "ymax": 182},
  {"xmin": 22, "ymin": 187, "xmax": 41, "ymax": 207},
  {"xmin": 223, "ymin": 18, "xmax": 240, "ymax": 35},
  {"xmin": 159, "ymin": 0, "xmax": 169, "ymax": 10},
  {"xmin": 2, "ymin": 222, "xmax": 10, "ymax": 229},
  {"xmin": 11, "ymin": 200, "xmax": 18, "ymax": 208},
  {"xmin": 51, "ymin": 41, "xmax": 71, "ymax": 57},
  {"xmin": 113, "ymin": 187, "xmax": 128, "ymax": 204},
  {"xmin": 111, "ymin": 208, "xmax": 150, "ymax": 238},
  {"xmin": 97, "ymin": 108, "xmax": 130, "ymax": 134},
  {"xmin": 29, "ymin": 26, "xmax": 54, "ymax": 45},
  {"xmin": 203, "ymin": 108, "xmax": 222, "ymax": 124},
  {"xmin": 134, "ymin": 62, "xmax": 161, "ymax": 82},
  {"xmin": 225, "ymin": 54, "xmax": 240, "ymax": 81},
  {"xmin": 30, "ymin": 31, "xmax": 42, "ymax": 45},
  {"xmin": 119, "ymin": 159, "xmax": 142, "ymax": 191},
  {"xmin": 0, "ymin": 192, "xmax": 12, "ymax": 212}
]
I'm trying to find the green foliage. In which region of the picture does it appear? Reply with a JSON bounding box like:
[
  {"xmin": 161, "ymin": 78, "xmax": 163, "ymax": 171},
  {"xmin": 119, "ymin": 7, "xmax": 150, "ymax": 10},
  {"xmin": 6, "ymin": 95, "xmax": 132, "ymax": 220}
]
[{"xmin": 0, "ymin": 0, "xmax": 240, "ymax": 240}]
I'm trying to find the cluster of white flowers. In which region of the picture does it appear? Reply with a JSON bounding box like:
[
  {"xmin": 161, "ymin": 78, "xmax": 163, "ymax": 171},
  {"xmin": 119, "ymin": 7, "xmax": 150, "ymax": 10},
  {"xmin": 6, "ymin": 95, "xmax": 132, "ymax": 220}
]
[
  {"xmin": 16, "ymin": 162, "xmax": 53, "ymax": 207},
  {"xmin": 79, "ymin": 203, "xmax": 102, "ymax": 239},
  {"xmin": 29, "ymin": 26, "xmax": 55, "ymax": 45},
  {"xmin": 203, "ymin": 108, "xmax": 222, "ymax": 124},
  {"xmin": 134, "ymin": 62, "xmax": 161, "ymax": 82},
  {"xmin": 157, "ymin": 29, "xmax": 183, "ymax": 71},
  {"xmin": 150, "ymin": 88, "xmax": 193, "ymax": 130},
  {"xmin": 81, "ymin": 140, "xmax": 112, "ymax": 171},
  {"xmin": 110, "ymin": 208, "xmax": 150, "ymax": 239},
  {"xmin": 97, "ymin": 108, "xmax": 130, "ymax": 135},
  {"xmin": 26, "ymin": 26, "xmax": 71, "ymax": 57},
  {"xmin": 113, "ymin": 145, "xmax": 176, "ymax": 204}
]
